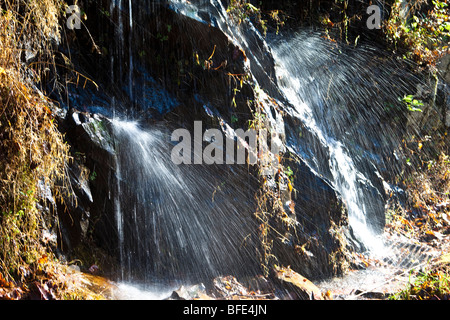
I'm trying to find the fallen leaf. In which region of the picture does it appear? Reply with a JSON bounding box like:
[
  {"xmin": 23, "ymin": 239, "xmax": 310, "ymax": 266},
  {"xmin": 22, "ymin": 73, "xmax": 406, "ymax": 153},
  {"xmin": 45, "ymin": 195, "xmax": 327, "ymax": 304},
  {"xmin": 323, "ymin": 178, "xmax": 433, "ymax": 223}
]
[
  {"xmin": 425, "ymin": 230, "xmax": 444, "ymax": 241},
  {"xmin": 0, "ymin": 273, "xmax": 12, "ymax": 288}
]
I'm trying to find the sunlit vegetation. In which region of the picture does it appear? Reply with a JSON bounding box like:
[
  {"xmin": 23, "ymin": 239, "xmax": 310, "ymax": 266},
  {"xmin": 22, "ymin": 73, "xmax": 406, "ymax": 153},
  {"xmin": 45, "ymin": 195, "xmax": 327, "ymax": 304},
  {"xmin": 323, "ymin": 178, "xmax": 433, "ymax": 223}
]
[
  {"xmin": 386, "ymin": 129, "xmax": 450, "ymax": 298},
  {"xmin": 390, "ymin": 262, "xmax": 450, "ymax": 300},
  {"xmin": 387, "ymin": 0, "xmax": 450, "ymax": 295},
  {"xmin": 383, "ymin": 0, "xmax": 450, "ymax": 252},
  {"xmin": 227, "ymin": 0, "xmax": 286, "ymax": 36},
  {"xmin": 0, "ymin": 0, "xmax": 97, "ymax": 299},
  {"xmin": 385, "ymin": 0, "xmax": 449, "ymax": 72}
]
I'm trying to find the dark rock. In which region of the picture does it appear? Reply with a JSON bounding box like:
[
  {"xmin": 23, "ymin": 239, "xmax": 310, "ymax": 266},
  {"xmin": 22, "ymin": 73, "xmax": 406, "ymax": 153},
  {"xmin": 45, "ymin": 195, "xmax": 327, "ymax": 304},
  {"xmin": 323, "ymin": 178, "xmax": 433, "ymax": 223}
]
[
  {"xmin": 268, "ymin": 151, "xmax": 350, "ymax": 280},
  {"xmin": 213, "ymin": 276, "xmax": 249, "ymax": 298},
  {"xmin": 211, "ymin": 276, "xmax": 277, "ymax": 300},
  {"xmin": 54, "ymin": 109, "xmax": 118, "ymax": 255},
  {"xmin": 247, "ymin": 275, "xmax": 275, "ymax": 294},
  {"xmin": 353, "ymin": 289, "xmax": 388, "ymax": 300}
]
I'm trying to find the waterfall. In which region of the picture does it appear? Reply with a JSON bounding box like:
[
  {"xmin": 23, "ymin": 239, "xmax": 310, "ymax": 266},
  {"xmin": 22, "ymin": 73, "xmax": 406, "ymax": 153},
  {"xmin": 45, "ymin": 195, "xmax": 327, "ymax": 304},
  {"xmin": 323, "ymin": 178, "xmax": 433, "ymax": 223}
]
[
  {"xmin": 110, "ymin": 119, "xmax": 260, "ymax": 284},
  {"xmin": 167, "ymin": 0, "xmax": 393, "ymax": 253},
  {"xmin": 271, "ymin": 45, "xmax": 385, "ymax": 253},
  {"xmin": 269, "ymin": 31, "xmax": 424, "ymax": 257},
  {"xmin": 109, "ymin": 0, "xmax": 134, "ymax": 103},
  {"xmin": 127, "ymin": 0, "xmax": 133, "ymax": 103},
  {"xmin": 114, "ymin": 150, "xmax": 125, "ymax": 279}
]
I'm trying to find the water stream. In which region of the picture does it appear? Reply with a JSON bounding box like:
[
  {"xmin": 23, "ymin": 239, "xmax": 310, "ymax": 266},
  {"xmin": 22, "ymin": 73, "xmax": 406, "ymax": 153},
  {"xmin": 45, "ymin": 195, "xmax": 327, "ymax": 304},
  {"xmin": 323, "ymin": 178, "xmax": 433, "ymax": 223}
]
[{"xmin": 271, "ymin": 34, "xmax": 386, "ymax": 254}]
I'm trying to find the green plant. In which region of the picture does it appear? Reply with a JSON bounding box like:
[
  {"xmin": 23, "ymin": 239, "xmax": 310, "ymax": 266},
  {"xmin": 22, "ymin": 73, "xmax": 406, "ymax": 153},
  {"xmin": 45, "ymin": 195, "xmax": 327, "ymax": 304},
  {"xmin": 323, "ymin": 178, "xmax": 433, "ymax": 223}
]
[
  {"xmin": 385, "ymin": 0, "xmax": 449, "ymax": 71},
  {"xmin": 284, "ymin": 166, "xmax": 294, "ymax": 184},
  {"xmin": 268, "ymin": 10, "xmax": 286, "ymax": 35},
  {"xmin": 89, "ymin": 171, "xmax": 97, "ymax": 181},
  {"xmin": 99, "ymin": 7, "xmax": 110, "ymax": 17},
  {"xmin": 227, "ymin": 1, "xmax": 287, "ymax": 36},
  {"xmin": 390, "ymin": 266, "xmax": 450, "ymax": 300},
  {"xmin": 399, "ymin": 94, "xmax": 424, "ymax": 112}
]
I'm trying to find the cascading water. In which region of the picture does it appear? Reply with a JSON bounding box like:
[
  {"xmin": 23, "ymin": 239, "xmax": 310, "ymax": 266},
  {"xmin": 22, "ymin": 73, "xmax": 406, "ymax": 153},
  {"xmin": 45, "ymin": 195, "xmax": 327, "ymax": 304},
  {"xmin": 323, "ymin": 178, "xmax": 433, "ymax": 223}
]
[
  {"xmin": 168, "ymin": 1, "xmax": 380, "ymax": 252},
  {"xmin": 269, "ymin": 31, "xmax": 435, "ymax": 264},
  {"xmin": 169, "ymin": 0, "xmax": 391, "ymax": 253},
  {"xmin": 271, "ymin": 42, "xmax": 386, "ymax": 253},
  {"xmin": 329, "ymin": 143, "xmax": 384, "ymax": 253},
  {"xmin": 110, "ymin": 119, "xmax": 261, "ymax": 285}
]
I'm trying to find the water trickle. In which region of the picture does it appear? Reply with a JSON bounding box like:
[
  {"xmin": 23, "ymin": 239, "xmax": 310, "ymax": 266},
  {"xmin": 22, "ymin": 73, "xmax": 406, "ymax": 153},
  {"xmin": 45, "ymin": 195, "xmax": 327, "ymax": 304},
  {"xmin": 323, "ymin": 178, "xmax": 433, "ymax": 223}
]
[
  {"xmin": 127, "ymin": 0, "xmax": 133, "ymax": 103},
  {"xmin": 113, "ymin": 144, "xmax": 125, "ymax": 279},
  {"xmin": 109, "ymin": 0, "xmax": 133, "ymax": 103},
  {"xmin": 328, "ymin": 141, "xmax": 385, "ymax": 254},
  {"xmin": 114, "ymin": 282, "xmax": 175, "ymax": 300}
]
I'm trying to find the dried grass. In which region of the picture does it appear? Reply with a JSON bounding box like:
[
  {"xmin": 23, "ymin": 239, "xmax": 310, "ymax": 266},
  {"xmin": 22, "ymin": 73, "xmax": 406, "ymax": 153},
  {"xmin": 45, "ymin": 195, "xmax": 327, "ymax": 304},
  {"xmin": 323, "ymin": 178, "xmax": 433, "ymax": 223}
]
[{"xmin": 0, "ymin": 0, "xmax": 69, "ymax": 283}]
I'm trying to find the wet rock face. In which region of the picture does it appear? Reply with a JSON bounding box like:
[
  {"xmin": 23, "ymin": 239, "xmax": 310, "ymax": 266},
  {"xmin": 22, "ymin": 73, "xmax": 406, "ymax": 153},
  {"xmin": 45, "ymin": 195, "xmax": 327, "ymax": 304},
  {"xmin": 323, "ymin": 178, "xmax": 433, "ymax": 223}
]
[
  {"xmin": 69, "ymin": 1, "xmax": 252, "ymax": 122},
  {"xmin": 56, "ymin": 109, "xmax": 118, "ymax": 254},
  {"xmin": 438, "ymin": 50, "xmax": 450, "ymax": 84},
  {"xmin": 266, "ymin": 153, "xmax": 350, "ymax": 279},
  {"xmin": 58, "ymin": 111, "xmax": 350, "ymax": 281}
]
